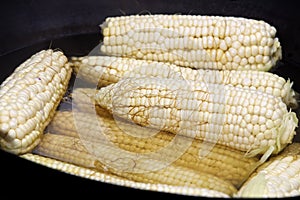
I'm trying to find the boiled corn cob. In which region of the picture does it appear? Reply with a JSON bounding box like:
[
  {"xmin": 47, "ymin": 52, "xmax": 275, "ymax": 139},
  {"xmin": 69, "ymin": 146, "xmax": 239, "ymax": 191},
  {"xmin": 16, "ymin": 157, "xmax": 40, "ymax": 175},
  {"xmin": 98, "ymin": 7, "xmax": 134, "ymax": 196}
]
[
  {"xmin": 70, "ymin": 55, "xmax": 297, "ymax": 108},
  {"xmin": 95, "ymin": 77, "xmax": 298, "ymax": 159},
  {"xmin": 0, "ymin": 49, "xmax": 72, "ymax": 154},
  {"xmin": 47, "ymin": 109, "xmax": 260, "ymax": 186},
  {"xmin": 33, "ymin": 133, "xmax": 238, "ymax": 195},
  {"xmin": 21, "ymin": 153, "xmax": 230, "ymax": 198},
  {"xmin": 100, "ymin": 14, "xmax": 282, "ymax": 71},
  {"xmin": 236, "ymin": 143, "xmax": 300, "ymax": 198}
]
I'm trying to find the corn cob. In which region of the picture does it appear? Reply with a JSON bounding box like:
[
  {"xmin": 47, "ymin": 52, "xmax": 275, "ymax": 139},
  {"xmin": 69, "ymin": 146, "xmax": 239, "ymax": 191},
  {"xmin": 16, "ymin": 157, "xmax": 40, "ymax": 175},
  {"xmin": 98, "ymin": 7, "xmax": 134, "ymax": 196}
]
[
  {"xmin": 95, "ymin": 77, "xmax": 298, "ymax": 158},
  {"xmin": 100, "ymin": 14, "xmax": 282, "ymax": 71},
  {"xmin": 70, "ymin": 55, "xmax": 297, "ymax": 108},
  {"xmin": 235, "ymin": 143, "xmax": 300, "ymax": 198},
  {"xmin": 21, "ymin": 153, "xmax": 230, "ymax": 198},
  {"xmin": 47, "ymin": 109, "xmax": 260, "ymax": 187},
  {"xmin": 33, "ymin": 133, "xmax": 238, "ymax": 195},
  {"xmin": 0, "ymin": 49, "xmax": 72, "ymax": 154}
]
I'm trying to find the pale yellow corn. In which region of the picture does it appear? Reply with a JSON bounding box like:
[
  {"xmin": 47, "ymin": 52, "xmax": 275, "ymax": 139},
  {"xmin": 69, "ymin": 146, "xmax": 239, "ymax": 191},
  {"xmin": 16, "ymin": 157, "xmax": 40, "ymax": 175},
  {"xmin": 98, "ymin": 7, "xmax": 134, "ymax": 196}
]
[
  {"xmin": 95, "ymin": 77, "xmax": 298, "ymax": 158},
  {"xmin": 0, "ymin": 49, "xmax": 72, "ymax": 154},
  {"xmin": 100, "ymin": 14, "xmax": 282, "ymax": 71},
  {"xmin": 33, "ymin": 133, "xmax": 238, "ymax": 196},
  {"xmin": 236, "ymin": 143, "xmax": 300, "ymax": 198},
  {"xmin": 21, "ymin": 153, "xmax": 230, "ymax": 197},
  {"xmin": 47, "ymin": 109, "xmax": 260, "ymax": 186},
  {"xmin": 70, "ymin": 55, "xmax": 297, "ymax": 108}
]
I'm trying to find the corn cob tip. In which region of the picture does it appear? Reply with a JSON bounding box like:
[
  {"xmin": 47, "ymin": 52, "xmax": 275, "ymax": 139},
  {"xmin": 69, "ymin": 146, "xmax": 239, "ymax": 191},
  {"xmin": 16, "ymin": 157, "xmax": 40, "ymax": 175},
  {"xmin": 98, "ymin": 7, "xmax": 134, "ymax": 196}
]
[
  {"xmin": 94, "ymin": 84, "xmax": 114, "ymax": 110},
  {"xmin": 271, "ymin": 38, "xmax": 282, "ymax": 63},
  {"xmin": 100, "ymin": 20, "xmax": 108, "ymax": 32},
  {"xmin": 284, "ymin": 79, "xmax": 298, "ymax": 109},
  {"xmin": 246, "ymin": 110, "xmax": 298, "ymax": 159},
  {"xmin": 290, "ymin": 90, "xmax": 300, "ymax": 110},
  {"xmin": 279, "ymin": 111, "xmax": 298, "ymax": 145}
]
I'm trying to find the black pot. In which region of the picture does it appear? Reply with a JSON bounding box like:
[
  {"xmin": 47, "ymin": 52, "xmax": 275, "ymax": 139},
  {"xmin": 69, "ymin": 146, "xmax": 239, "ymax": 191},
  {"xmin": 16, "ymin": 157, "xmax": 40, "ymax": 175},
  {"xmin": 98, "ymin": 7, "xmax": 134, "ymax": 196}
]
[{"xmin": 1, "ymin": 0, "xmax": 300, "ymax": 198}]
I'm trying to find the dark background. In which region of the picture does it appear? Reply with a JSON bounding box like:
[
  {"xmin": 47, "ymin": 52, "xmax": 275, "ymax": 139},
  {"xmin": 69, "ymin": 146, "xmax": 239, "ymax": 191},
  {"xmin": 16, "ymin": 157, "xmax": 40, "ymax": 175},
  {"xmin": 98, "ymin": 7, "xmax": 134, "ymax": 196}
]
[{"xmin": 1, "ymin": 0, "xmax": 300, "ymax": 199}]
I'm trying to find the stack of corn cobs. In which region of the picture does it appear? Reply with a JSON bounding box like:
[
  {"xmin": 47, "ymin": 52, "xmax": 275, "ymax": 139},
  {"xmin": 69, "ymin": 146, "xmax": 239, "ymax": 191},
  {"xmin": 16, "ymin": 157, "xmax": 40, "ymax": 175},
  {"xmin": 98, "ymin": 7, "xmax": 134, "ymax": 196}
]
[{"xmin": 1, "ymin": 14, "xmax": 300, "ymax": 198}]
